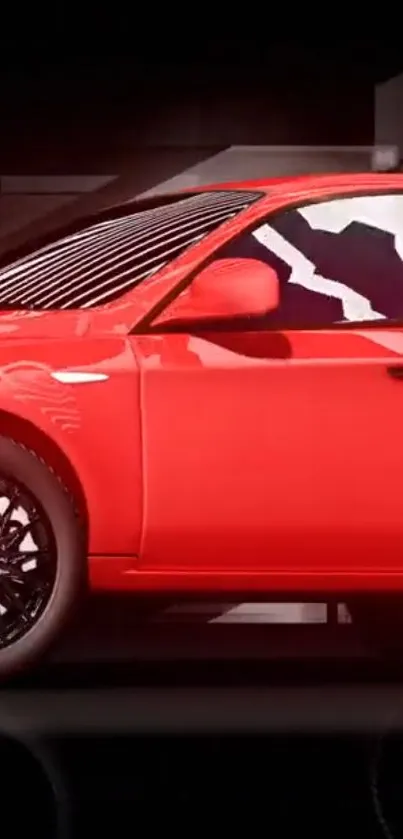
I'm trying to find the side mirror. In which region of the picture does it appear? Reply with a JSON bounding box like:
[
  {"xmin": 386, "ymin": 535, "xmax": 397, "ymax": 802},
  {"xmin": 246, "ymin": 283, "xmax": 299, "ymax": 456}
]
[{"xmin": 153, "ymin": 258, "xmax": 280, "ymax": 328}]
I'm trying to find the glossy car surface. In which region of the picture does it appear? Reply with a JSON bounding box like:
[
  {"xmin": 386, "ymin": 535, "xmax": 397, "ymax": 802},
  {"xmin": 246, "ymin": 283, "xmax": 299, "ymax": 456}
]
[{"xmin": 1, "ymin": 171, "xmax": 403, "ymax": 599}]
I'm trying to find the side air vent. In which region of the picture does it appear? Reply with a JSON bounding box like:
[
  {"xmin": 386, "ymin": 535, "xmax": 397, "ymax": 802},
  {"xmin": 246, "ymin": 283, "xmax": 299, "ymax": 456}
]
[{"xmin": 0, "ymin": 190, "xmax": 261, "ymax": 310}]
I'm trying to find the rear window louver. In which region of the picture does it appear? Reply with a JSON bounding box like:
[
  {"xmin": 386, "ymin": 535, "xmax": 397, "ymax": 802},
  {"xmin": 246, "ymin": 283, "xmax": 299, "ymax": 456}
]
[{"xmin": 0, "ymin": 190, "xmax": 260, "ymax": 310}]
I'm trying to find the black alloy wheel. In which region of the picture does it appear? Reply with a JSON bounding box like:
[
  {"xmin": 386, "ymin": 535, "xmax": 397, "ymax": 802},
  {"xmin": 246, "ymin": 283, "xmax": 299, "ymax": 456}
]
[
  {"xmin": 0, "ymin": 476, "xmax": 57, "ymax": 648},
  {"xmin": 0, "ymin": 437, "xmax": 85, "ymax": 681}
]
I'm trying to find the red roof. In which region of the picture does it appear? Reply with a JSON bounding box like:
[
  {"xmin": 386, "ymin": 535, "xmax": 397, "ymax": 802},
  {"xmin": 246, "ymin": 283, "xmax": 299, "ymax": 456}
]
[{"xmin": 190, "ymin": 171, "xmax": 403, "ymax": 193}]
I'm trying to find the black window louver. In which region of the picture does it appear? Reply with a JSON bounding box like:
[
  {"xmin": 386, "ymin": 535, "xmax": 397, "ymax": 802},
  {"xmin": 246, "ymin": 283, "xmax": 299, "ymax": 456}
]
[{"xmin": 0, "ymin": 190, "xmax": 260, "ymax": 310}]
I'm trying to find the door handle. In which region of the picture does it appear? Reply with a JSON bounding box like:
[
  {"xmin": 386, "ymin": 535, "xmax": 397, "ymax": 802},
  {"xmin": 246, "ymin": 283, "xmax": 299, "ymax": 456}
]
[{"xmin": 387, "ymin": 366, "xmax": 403, "ymax": 380}]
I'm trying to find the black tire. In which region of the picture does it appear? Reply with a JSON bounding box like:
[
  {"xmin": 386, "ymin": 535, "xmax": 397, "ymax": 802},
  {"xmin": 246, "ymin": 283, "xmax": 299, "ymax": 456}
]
[
  {"xmin": 0, "ymin": 436, "xmax": 85, "ymax": 680},
  {"xmin": 347, "ymin": 597, "xmax": 403, "ymax": 657}
]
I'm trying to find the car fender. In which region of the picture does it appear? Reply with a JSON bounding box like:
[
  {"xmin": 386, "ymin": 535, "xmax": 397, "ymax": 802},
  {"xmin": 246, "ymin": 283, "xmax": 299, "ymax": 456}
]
[{"xmin": 0, "ymin": 336, "xmax": 143, "ymax": 557}]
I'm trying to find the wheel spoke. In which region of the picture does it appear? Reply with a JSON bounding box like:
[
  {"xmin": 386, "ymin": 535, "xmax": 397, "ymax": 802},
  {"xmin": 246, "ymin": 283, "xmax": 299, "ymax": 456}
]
[
  {"xmin": 0, "ymin": 579, "xmax": 29, "ymax": 619},
  {"xmin": 0, "ymin": 489, "xmax": 20, "ymax": 537},
  {"xmin": 7, "ymin": 549, "xmax": 50, "ymax": 566},
  {"xmin": 4, "ymin": 517, "xmax": 40, "ymax": 550}
]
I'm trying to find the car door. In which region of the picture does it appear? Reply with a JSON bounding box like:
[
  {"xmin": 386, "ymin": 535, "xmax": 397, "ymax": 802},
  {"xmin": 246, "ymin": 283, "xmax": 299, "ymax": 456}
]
[{"xmin": 133, "ymin": 189, "xmax": 403, "ymax": 575}]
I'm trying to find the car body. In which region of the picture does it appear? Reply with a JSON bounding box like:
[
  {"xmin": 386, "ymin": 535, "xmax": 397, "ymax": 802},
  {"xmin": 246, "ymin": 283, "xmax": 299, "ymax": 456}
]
[{"xmin": 1, "ymin": 170, "xmax": 403, "ymax": 675}]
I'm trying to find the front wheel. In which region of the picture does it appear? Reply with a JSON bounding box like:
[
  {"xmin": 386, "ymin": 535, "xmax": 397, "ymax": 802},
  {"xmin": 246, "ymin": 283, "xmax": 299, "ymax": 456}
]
[{"xmin": 0, "ymin": 437, "xmax": 85, "ymax": 680}]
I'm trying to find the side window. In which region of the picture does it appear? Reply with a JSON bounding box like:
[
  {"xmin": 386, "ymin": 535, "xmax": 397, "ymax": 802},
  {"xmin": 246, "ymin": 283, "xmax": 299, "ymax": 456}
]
[{"xmin": 218, "ymin": 192, "xmax": 403, "ymax": 328}]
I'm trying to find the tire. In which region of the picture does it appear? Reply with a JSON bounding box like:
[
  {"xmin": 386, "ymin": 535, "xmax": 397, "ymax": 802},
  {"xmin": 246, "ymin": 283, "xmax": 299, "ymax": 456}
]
[
  {"xmin": 0, "ymin": 436, "xmax": 85, "ymax": 680},
  {"xmin": 347, "ymin": 597, "xmax": 403, "ymax": 657}
]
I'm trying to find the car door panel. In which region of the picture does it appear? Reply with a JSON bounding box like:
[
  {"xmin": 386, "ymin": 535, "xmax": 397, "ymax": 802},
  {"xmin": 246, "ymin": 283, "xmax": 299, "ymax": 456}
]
[{"xmin": 133, "ymin": 327, "xmax": 403, "ymax": 573}]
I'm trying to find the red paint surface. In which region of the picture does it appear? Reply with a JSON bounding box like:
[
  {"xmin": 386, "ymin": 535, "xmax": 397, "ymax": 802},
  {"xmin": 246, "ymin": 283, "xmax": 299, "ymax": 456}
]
[{"xmin": 1, "ymin": 172, "xmax": 403, "ymax": 594}]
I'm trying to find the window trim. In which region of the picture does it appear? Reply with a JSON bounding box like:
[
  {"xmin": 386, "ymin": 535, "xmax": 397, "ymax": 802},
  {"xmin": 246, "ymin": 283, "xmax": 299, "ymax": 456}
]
[{"xmin": 132, "ymin": 186, "xmax": 403, "ymax": 335}]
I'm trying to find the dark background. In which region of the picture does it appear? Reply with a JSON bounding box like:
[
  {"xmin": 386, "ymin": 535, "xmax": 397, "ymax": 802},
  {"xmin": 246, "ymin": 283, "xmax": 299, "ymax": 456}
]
[
  {"xmin": 0, "ymin": 40, "xmax": 401, "ymax": 253},
  {"xmin": 1, "ymin": 43, "xmax": 402, "ymax": 172}
]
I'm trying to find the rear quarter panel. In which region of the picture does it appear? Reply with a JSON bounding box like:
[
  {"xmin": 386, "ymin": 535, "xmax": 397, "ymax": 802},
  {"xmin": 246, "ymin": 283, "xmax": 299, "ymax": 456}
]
[{"xmin": 0, "ymin": 336, "xmax": 142, "ymax": 557}]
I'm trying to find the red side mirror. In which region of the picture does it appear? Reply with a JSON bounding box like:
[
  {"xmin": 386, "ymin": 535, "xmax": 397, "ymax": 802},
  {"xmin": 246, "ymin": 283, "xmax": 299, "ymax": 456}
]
[{"xmin": 154, "ymin": 258, "xmax": 279, "ymax": 327}]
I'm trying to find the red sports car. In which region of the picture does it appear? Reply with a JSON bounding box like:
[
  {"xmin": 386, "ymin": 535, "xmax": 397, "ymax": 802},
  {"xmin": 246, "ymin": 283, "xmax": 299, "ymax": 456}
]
[{"xmin": 0, "ymin": 171, "xmax": 403, "ymax": 676}]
